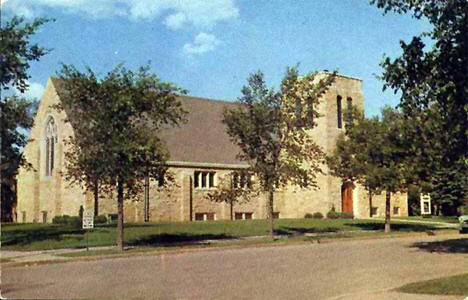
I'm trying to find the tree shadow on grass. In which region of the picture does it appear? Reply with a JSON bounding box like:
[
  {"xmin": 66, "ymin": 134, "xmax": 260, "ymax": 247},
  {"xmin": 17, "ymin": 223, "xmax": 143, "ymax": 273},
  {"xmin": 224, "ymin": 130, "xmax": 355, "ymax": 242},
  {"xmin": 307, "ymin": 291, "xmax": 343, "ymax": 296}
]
[
  {"xmin": 1, "ymin": 226, "xmax": 85, "ymax": 247},
  {"xmin": 275, "ymin": 227, "xmax": 341, "ymax": 236},
  {"xmin": 128, "ymin": 233, "xmax": 235, "ymax": 247},
  {"xmin": 410, "ymin": 238, "xmax": 468, "ymax": 254},
  {"xmin": 97, "ymin": 223, "xmax": 162, "ymax": 229},
  {"xmin": 346, "ymin": 222, "xmax": 439, "ymax": 232}
]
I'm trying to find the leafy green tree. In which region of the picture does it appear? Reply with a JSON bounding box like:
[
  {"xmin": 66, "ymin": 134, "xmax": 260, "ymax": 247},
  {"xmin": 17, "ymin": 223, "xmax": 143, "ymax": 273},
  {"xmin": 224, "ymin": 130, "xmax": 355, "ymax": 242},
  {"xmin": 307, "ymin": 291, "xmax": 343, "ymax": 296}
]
[
  {"xmin": 328, "ymin": 107, "xmax": 407, "ymax": 232},
  {"xmin": 371, "ymin": 0, "xmax": 468, "ymax": 213},
  {"xmin": 223, "ymin": 68, "xmax": 335, "ymax": 238},
  {"xmin": 0, "ymin": 16, "xmax": 50, "ymax": 221},
  {"xmin": 327, "ymin": 109, "xmax": 382, "ymax": 218},
  {"xmin": 207, "ymin": 170, "xmax": 258, "ymax": 220},
  {"xmin": 57, "ymin": 64, "xmax": 186, "ymax": 250}
]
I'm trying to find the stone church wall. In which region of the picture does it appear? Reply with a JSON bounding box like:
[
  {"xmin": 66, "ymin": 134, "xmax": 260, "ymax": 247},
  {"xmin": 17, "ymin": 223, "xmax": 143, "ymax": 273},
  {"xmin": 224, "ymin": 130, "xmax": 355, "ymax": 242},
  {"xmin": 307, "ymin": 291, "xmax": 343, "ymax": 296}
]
[{"xmin": 16, "ymin": 75, "xmax": 408, "ymax": 223}]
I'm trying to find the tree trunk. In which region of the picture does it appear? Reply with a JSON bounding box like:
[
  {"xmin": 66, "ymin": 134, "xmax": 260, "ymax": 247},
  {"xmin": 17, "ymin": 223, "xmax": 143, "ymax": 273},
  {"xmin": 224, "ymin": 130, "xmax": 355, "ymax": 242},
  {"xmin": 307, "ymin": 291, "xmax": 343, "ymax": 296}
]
[
  {"xmin": 93, "ymin": 179, "xmax": 99, "ymax": 217},
  {"xmin": 230, "ymin": 200, "xmax": 233, "ymax": 220},
  {"xmin": 117, "ymin": 179, "xmax": 124, "ymax": 251},
  {"xmin": 144, "ymin": 175, "xmax": 149, "ymax": 222},
  {"xmin": 385, "ymin": 191, "xmax": 391, "ymax": 233},
  {"xmin": 268, "ymin": 190, "xmax": 274, "ymax": 240},
  {"xmin": 369, "ymin": 190, "xmax": 373, "ymax": 218}
]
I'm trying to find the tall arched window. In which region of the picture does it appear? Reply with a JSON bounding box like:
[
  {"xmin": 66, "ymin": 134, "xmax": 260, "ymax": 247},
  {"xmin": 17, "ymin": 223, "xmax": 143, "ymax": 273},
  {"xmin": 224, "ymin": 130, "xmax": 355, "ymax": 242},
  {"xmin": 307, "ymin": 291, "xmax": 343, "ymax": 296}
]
[
  {"xmin": 45, "ymin": 117, "xmax": 57, "ymax": 176},
  {"xmin": 337, "ymin": 95, "xmax": 342, "ymax": 129}
]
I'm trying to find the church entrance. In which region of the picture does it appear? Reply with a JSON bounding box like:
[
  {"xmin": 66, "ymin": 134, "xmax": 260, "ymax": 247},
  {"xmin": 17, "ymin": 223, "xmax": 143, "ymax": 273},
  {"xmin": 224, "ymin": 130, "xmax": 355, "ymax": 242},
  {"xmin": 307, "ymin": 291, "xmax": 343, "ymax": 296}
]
[{"xmin": 341, "ymin": 182, "xmax": 354, "ymax": 213}]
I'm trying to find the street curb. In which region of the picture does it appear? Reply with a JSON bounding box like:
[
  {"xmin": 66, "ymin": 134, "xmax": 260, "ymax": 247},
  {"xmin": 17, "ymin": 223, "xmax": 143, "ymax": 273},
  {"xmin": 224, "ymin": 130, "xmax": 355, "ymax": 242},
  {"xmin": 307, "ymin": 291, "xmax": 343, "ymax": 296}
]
[{"xmin": 1, "ymin": 229, "xmax": 461, "ymax": 269}]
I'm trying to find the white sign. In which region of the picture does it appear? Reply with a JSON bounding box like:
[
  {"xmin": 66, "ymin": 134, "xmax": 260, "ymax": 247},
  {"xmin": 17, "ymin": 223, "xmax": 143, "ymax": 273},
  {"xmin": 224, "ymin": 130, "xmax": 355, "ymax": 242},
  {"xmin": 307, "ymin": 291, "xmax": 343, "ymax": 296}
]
[
  {"xmin": 420, "ymin": 193, "xmax": 431, "ymax": 215},
  {"xmin": 82, "ymin": 210, "xmax": 94, "ymax": 229}
]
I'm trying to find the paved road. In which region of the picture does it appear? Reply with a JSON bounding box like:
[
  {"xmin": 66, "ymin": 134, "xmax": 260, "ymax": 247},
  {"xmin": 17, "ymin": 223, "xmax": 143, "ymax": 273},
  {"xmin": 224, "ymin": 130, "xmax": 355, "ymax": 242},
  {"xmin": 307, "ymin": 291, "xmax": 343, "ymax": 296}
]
[{"xmin": 2, "ymin": 234, "xmax": 467, "ymax": 299}]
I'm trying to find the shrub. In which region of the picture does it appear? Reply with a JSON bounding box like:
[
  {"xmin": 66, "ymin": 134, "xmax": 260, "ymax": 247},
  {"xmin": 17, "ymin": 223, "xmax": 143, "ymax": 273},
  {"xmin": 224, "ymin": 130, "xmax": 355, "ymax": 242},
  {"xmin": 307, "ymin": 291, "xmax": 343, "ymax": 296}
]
[
  {"xmin": 422, "ymin": 214, "xmax": 432, "ymax": 218},
  {"xmin": 94, "ymin": 215, "xmax": 107, "ymax": 224},
  {"xmin": 68, "ymin": 216, "xmax": 82, "ymax": 227},
  {"xmin": 312, "ymin": 212, "xmax": 323, "ymax": 219},
  {"xmin": 339, "ymin": 212, "xmax": 354, "ymax": 219},
  {"xmin": 52, "ymin": 215, "xmax": 71, "ymax": 225},
  {"xmin": 52, "ymin": 215, "xmax": 63, "ymax": 224},
  {"xmin": 327, "ymin": 210, "xmax": 339, "ymax": 219},
  {"xmin": 304, "ymin": 213, "xmax": 313, "ymax": 218},
  {"xmin": 52, "ymin": 215, "xmax": 81, "ymax": 227}
]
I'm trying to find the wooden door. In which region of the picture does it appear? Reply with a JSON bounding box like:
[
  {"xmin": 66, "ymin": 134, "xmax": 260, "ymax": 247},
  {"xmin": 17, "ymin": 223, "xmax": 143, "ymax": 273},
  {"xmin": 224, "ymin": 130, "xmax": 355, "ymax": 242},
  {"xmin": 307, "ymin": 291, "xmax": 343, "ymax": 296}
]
[{"xmin": 341, "ymin": 182, "xmax": 354, "ymax": 213}]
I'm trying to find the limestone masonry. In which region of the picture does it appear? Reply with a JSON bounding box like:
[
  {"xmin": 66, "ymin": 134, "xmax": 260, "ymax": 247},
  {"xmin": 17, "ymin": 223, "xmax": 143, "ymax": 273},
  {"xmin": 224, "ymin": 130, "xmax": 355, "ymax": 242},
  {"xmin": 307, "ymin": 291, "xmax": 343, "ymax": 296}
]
[{"xmin": 17, "ymin": 74, "xmax": 408, "ymax": 223}]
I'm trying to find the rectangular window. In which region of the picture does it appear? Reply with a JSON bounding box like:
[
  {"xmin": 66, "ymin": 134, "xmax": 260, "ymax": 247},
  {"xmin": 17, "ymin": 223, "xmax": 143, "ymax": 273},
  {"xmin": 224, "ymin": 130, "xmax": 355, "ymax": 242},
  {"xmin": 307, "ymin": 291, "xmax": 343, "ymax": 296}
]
[
  {"xmin": 232, "ymin": 172, "xmax": 252, "ymax": 189},
  {"xmin": 201, "ymin": 172, "xmax": 207, "ymax": 188},
  {"xmin": 272, "ymin": 212, "xmax": 280, "ymax": 219},
  {"xmin": 393, "ymin": 207, "xmax": 400, "ymax": 215},
  {"xmin": 194, "ymin": 171, "xmax": 200, "ymax": 188},
  {"xmin": 194, "ymin": 171, "xmax": 216, "ymax": 189},
  {"xmin": 337, "ymin": 96, "xmax": 342, "ymax": 129},
  {"xmin": 22, "ymin": 211, "xmax": 26, "ymax": 223},
  {"xmin": 209, "ymin": 172, "xmax": 214, "ymax": 188},
  {"xmin": 235, "ymin": 212, "xmax": 253, "ymax": 220},
  {"xmin": 371, "ymin": 207, "xmax": 378, "ymax": 216},
  {"xmin": 157, "ymin": 173, "xmax": 165, "ymax": 187},
  {"xmin": 233, "ymin": 173, "xmax": 239, "ymax": 188},
  {"xmin": 195, "ymin": 212, "xmax": 215, "ymax": 221}
]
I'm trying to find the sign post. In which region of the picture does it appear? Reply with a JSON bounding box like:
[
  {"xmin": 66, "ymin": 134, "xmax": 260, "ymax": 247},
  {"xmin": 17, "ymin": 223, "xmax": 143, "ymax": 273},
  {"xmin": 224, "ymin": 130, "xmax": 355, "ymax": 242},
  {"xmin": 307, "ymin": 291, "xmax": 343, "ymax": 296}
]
[{"xmin": 82, "ymin": 210, "xmax": 94, "ymax": 251}]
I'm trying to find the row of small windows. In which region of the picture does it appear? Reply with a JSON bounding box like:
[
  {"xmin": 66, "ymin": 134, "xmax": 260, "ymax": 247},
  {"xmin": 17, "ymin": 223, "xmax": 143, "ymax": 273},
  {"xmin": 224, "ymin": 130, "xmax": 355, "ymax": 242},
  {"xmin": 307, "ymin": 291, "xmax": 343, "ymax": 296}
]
[
  {"xmin": 194, "ymin": 212, "xmax": 279, "ymax": 221},
  {"xmin": 148, "ymin": 171, "xmax": 255, "ymax": 189},
  {"xmin": 232, "ymin": 172, "xmax": 252, "ymax": 189},
  {"xmin": 336, "ymin": 96, "xmax": 353, "ymax": 129},
  {"xmin": 193, "ymin": 171, "xmax": 253, "ymax": 189},
  {"xmin": 371, "ymin": 206, "xmax": 400, "ymax": 216},
  {"xmin": 194, "ymin": 171, "xmax": 216, "ymax": 188}
]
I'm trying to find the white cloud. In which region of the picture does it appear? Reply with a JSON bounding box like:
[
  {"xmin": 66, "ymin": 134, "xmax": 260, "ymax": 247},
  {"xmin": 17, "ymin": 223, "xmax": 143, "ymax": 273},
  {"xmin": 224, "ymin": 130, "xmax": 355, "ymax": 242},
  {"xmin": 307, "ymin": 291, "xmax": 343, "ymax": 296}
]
[
  {"xmin": 3, "ymin": 0, "xmax": 239, "ymax": 30},
  {"xmin": 164, "ymin": 12, "xmax": 187, "ymax": 30},
  {"xmin": 13, "ymin": 81, "xmax": 45, "ymax": 100},
  {"xmin": 24, "ymin": 82, "xmax": 45, "ymax": 99},
  {"xmin": 183, "ymin": 32, "xmax": 220, "ymax": 56}
]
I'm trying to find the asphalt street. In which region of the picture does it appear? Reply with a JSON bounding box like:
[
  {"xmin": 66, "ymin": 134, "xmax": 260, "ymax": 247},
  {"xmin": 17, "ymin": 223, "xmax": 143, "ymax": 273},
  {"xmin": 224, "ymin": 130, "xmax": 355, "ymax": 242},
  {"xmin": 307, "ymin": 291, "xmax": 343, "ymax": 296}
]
[{"xmin": 2, "ymin": 234, "xmax": 467, "ymax": 299}]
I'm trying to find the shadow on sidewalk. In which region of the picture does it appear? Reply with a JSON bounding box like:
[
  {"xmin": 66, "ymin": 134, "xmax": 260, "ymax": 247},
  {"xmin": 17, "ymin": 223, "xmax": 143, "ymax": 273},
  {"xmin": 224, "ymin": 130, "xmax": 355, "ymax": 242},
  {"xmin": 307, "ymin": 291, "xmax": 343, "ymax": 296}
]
[
  {"xmin": 410, "ymin": 238, "xmax": 468, "ymax": 254},
  {"xmin": 346, "ymin": 222, "xmax": 439, "ymax": 232}
]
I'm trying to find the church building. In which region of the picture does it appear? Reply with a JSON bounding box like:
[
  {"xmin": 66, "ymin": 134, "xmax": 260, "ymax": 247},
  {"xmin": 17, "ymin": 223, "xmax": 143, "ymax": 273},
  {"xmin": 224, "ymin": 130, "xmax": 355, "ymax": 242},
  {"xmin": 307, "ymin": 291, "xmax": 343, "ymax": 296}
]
[{"xmin": 17, "ymin": 73, "xmax": 408, "ymax": 223}]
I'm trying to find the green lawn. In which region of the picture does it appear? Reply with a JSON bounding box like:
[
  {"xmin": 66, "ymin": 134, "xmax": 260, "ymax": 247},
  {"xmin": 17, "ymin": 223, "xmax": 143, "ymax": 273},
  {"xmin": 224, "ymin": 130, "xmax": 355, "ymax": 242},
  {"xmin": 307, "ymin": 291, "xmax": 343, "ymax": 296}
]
[
  {"xmin": 1, "ymin": 218, "xmax": 446, "ymax": 251},
  {"xmin": 398, "ymin": 273, "xmax": 468, "ymax": 296}
]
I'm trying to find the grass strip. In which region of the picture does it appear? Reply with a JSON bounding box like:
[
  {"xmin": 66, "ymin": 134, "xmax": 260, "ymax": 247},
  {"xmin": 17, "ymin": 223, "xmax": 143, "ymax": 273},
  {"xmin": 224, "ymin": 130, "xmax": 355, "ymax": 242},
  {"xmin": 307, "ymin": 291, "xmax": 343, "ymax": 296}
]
[
  {"xmin": 1, "ymin": 218, "xmax": 449, "ymax": 251},
  {"xmin": 398, "ymin": 273, "xmax": 468, "ymax": 296}
]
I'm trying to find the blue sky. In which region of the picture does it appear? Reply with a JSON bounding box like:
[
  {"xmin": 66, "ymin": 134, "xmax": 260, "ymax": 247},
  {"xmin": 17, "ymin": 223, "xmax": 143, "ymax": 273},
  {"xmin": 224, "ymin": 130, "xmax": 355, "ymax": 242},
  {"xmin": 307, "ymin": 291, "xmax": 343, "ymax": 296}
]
[{"xmin": 2, "ymin": 0, "xmax": 430, "ymax": 116}]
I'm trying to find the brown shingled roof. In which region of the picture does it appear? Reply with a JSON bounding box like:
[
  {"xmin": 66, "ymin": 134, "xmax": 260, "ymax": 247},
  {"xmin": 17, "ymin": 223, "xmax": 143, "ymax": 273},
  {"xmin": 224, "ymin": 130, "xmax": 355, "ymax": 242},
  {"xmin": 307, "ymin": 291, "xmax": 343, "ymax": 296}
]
[
  {"xmin": 160, "ymin": 96, "xmax": 244, "ymax": 165},
  {"xmin": 50, "ymin": 78, "xmax": 245, "ymax": 166}
]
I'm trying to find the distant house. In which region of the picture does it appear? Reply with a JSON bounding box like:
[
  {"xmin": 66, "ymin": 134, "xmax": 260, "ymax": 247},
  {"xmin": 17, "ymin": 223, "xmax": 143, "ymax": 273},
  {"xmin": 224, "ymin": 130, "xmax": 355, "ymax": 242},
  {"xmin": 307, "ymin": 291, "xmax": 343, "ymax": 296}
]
[{"xmin": 17, "ymin": 74, "xmax": 408, "ymax": 223}]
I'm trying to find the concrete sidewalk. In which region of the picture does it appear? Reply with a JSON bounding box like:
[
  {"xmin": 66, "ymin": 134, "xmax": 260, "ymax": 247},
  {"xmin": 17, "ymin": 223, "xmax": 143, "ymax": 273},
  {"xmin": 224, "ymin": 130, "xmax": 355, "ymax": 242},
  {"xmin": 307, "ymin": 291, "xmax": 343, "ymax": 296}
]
[
  {"xmin": 366, "ymin": 217, "xmax": 459, "ymax": 228},
  {"xmin": 1, "ymin": 245, "xmax": 115, "ymax": 263}
]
